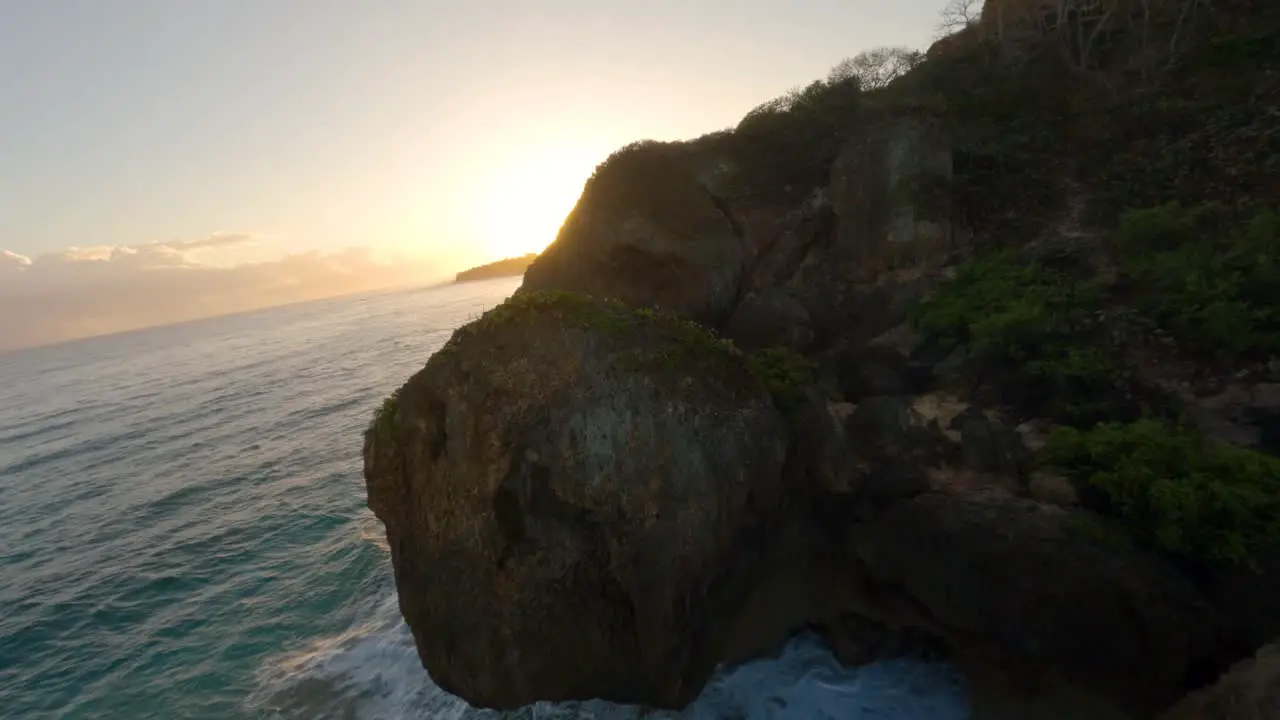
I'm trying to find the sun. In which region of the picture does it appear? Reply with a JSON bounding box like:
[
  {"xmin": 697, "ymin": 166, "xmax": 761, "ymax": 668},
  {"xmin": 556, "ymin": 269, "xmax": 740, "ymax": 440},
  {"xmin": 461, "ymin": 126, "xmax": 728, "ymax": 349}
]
[{"xmin": 474, "ymin": 145, "xmax": 600, "ymax": 261}]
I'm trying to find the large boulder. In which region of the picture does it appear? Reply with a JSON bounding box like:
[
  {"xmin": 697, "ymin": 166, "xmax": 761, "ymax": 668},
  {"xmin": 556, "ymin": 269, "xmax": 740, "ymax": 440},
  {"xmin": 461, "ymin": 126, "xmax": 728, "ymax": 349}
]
[
  {"xmin": 522, "ymin": 142, "xmax": 745, "ymax": 327},
  {"xmin": 363, "ymin": 291, "xmax": 790, "ymax": 709},
  {"xmin": 847, "ymin": 494, "xmax": 1227, "ymax": 718}
]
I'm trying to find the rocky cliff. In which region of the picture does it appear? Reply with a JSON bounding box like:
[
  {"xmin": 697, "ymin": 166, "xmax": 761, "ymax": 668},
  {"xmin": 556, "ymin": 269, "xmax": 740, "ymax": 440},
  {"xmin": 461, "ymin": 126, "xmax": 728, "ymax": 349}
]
[{"xmin": 365, "ymin": 2, "xmax": 1280, "ymax": 718}]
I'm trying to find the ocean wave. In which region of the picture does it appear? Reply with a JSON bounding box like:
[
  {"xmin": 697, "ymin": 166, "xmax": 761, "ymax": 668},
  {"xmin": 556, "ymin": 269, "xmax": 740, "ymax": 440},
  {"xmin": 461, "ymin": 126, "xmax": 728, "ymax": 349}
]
[
  {"xmin": 248, "ymin": 588, "xmax": 971, "ymax": 720},
  {"xmin": 2, "ymin": 278, "xmax": 974, "ymax": 719},
  {"xmin": 252, "ymin": 523, "xmax": 970, "ymax": 720}
]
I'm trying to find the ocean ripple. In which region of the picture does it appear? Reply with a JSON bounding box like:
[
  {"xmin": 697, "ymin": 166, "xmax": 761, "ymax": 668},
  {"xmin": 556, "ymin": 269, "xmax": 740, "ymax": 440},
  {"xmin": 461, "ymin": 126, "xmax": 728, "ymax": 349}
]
[{"xmin": 0, "ymin": 277, "xmax": 970, "ymax": 719}]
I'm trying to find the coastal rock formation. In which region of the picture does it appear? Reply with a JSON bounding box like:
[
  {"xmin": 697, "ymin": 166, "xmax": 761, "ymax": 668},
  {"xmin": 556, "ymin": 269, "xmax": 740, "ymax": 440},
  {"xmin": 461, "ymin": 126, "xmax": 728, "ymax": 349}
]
[
  {"xmin": 366, "ymin": 3, "xmax": 1280, "ymax": 717},
  {"xmin": 522, "ymin": 143, "xmax": 745, "ymax": 327},
  {"xmin": 364, "ymin": 293, "xmax": 788, "ymax": 708},
  {"xmin": 366, "ymin": 327, "xmax": 1232, "ymax": 714},
  {"xmin": 848, "ymin": 494, "xmax": 1221, "ymax": 718}
]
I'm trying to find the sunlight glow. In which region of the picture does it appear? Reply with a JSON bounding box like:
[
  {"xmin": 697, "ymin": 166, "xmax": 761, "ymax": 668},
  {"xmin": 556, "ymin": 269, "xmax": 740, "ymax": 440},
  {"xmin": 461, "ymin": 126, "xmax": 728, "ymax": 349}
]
[{"xmin": 473, "ymin": 145, "xmax": 601, "ymax": 261}]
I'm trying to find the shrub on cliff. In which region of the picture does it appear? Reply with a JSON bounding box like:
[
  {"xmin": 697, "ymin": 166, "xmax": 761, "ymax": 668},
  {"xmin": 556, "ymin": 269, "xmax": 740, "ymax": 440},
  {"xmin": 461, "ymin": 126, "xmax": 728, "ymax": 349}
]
[
  {"xmin": 910, "ymin": 251, "xmax": 1130, "ymax": 424},
  {"xmin": 1109, "ymin": 203, "xmax": 1280, "ymax": 361},
  {"xmin": 725, "ymin": 73, "xmax": 863, "ymax": 197},
  {"xmin": 746, "ymin": 346, "xmax": 820, "ymax": 411},
  {"xmin": 369, "ymin": 390, "xmax": 401, "ymax": 449},
  {"xmin": 1041, "ymin": 420, "xmax": 1280, "ymax": 566}
]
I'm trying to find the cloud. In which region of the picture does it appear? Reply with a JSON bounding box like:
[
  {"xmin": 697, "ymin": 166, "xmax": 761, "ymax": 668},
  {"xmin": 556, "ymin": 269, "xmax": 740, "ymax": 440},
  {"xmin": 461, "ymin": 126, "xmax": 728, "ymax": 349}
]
[
  {"xmin": 107, "ymin": 244, "xmax": 190, "ymax": 269},
  {"xmin": 161, "ymin": 232, "xmax": 255, "ymax": 251},
  {"xmin": 0, "ymin": 249, "xmax": 31, "ymax": 272},
  {"xmin": 0, "ymin": 235, "xmax": 447, "ymax": 353}
]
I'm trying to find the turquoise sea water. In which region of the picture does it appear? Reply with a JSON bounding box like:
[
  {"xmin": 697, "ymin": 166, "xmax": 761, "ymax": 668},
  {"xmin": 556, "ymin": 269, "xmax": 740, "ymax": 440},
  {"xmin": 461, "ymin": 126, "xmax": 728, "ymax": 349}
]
[{"xmin": 0, "ymin": 277, "xmax": 970, "ymax": 719}]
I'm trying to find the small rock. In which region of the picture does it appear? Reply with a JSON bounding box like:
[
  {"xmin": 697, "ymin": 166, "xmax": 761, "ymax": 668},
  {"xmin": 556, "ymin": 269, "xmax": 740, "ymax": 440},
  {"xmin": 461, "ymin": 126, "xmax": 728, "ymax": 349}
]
[
  {"xmin": 845, "ymin": 396, "xmax": 915, "ymax": 461},
  {"xmin": 1028, "ymin": 472, "xmax": 1080, "ymax": 507},
  {"xmin": 1016, "ymin": 419, "xmax": 1053, "ymax": 453},
  {"xmin": 932, "ymin": 345, "xmax": 970, "ymax": 388},
  {"xmin": 953, "ymin": 406, "xmax": 1027, "ymax": 477}
]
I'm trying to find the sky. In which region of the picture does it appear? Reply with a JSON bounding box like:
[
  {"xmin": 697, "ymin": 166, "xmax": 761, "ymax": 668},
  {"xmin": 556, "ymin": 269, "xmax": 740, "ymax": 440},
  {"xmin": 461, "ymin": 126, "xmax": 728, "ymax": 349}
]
[{"xmin": 0, "ymin": 0, "xmax": 945, "ymax": 351}]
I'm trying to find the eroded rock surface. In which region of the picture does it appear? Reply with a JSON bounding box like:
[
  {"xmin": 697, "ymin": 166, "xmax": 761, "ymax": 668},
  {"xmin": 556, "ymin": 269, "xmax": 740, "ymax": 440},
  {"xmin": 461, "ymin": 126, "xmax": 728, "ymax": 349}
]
[
  {"xmin": 365, "ymin": 11, "xmax": 1280, "ymax": 712},
  {"xmin": 364, "ymin": 293, "xmax": 788, "ymax": 709},
  {"xmin": 365, "ymin": 302, "xmax": 1239, "ymax": 715}
]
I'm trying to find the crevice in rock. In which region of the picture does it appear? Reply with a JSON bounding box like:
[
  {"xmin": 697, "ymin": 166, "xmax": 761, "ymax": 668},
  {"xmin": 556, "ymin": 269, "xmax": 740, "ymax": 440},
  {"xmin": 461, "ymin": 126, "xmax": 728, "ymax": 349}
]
[
  {"xmin": 425, "ymin": 395, "xmax": 448, "ymax": 462},
  {"xmin": 705, "ymin": 189, "xmax": 752, "ymax": 325},
  {"xmin": 706, "ymin": 190, "xmax": 744, "ymax": 242}
]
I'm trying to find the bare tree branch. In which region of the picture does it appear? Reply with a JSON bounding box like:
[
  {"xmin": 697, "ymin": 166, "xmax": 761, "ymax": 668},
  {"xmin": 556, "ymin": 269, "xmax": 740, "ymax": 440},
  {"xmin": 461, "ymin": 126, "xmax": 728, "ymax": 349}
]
[
  {"xmin": 938, "ymin": 0, "xmax": 985, "ymax": 37},
  {"xmin": 828, "ymin": 47, "xmax": 925, "ymax": 91}
]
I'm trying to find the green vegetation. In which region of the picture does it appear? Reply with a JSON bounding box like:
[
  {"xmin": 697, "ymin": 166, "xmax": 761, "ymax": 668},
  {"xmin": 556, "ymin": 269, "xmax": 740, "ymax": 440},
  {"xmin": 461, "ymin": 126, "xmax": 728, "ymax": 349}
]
[
  {"xmin": 911, "ymin": 253, "xmax": 1100, "ymax": 356},
  {"xmin": 468, "ymin": 290, "xmax": 644, "ymax": 337},
  {"xmin": 439, "ymin": 290, "xmax": 740, "ymax": 370},
  {"xmin": 910, "ymin": 252, "xmax": 1128, "ymax": 425},
  {"xmin": 369, "ymin": 389, "xmax": 401, "ymax": 446},
  {"xmin": 1042, "ymin": 421, "xmax": 1280, "ymax": 565},
  {"xmin": 1109, "ymin": 203, "xmax": 1280, "ymax": 361},
  {"xmin": 911, "ymin": 199, "xmax": 1280, "ymax": 419},
  {"xmin": 747, "ymin": 347, "xmax": 819, "ymax": 411},
  {"xmin": 912, "ymin": 201, "xmax": 1280, "ymax": 563},
  {"xmin": 440, "ymin": 291, "xmax": 832, "ymax": 408}
]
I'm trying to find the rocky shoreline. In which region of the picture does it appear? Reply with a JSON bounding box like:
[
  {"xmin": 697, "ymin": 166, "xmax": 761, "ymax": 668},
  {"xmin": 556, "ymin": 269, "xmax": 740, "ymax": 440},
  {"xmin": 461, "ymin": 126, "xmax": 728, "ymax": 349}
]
[{"xmin": 364, "ymin": 2, "xmax": 1280, "ymax": 717}]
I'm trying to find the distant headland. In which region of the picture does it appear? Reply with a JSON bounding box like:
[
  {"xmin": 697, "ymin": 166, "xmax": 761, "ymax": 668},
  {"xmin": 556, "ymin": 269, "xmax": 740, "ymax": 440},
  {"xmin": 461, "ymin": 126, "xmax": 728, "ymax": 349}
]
[{"xmin": 454, "ymin": 253, "xmax": 538, "ymax": 283}]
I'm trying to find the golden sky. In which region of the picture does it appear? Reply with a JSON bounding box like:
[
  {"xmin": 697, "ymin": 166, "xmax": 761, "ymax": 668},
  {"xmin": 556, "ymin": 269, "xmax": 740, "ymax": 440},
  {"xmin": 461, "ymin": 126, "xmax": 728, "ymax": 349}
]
[{"xmin": 0, "ymin": 0, "xmax": 946, "ymax": 349}]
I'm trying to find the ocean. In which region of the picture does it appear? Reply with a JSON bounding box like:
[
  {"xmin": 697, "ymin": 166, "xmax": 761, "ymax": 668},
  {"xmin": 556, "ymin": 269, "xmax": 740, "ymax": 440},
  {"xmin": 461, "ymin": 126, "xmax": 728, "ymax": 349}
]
[{"xmin": 0, "ymin": 276, "xmax": 970, "ymax": 719}]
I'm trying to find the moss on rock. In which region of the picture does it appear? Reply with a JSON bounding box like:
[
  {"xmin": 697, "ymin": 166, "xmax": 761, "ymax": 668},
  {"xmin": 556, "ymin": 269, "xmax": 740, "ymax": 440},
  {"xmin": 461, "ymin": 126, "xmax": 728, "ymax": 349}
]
[
  {"xmin": 747, "ymin": 347, "xmax": 820, "ymax": 411},
  {"xmin": 361, "ymin": 289, "xmax": 790, "ymax": 711},
  {"xmin": 441, "ymin": 290, "xmax": 739, "ymax": 366},
  {"xmin": 367, "ymin": 389, "xmax": 401, "ymax": 451}
]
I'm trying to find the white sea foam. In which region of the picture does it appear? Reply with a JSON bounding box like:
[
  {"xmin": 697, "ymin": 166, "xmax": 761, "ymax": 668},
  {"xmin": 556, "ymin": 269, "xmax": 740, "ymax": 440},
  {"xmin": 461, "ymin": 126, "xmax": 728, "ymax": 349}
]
[{"xmin": 251, "ymin": 592, "xmax": 971, "ymax": 720}]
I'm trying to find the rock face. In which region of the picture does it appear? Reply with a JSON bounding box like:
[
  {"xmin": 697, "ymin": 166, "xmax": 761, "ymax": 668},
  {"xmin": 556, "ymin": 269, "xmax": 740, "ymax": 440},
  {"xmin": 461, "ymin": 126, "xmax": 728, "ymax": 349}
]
[
  {"xmin": 722, "ymin": 287, "xmax": 814, "ymax": 352},
  {"xmin": 366, "ymin": 306, "xmax": 1236, "ymax": 714},
  {"xmin": 1162, "ymin": 640, "xmax": 1280, "ymax": 720},
  {"xmin": 522, "ymin": 142, "xmax": 745, "ymax": 327},
  {"xmin": 849, "ymin": 495, "xmax": 1221, "ymax": 717},
  {"xmin": 830, "ymin": 113, "xmax": 954, "ymax": 276},
  {"xmin": 364, "ymin": 293, "xmax": 788, "ymax": 709},
  {"xmin": 366, "ymin": 18, "xmax": 1280, "ymax": 713}
]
